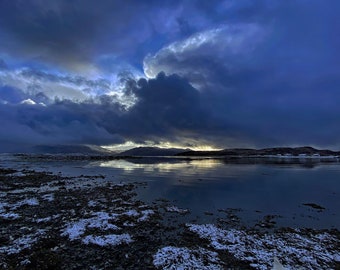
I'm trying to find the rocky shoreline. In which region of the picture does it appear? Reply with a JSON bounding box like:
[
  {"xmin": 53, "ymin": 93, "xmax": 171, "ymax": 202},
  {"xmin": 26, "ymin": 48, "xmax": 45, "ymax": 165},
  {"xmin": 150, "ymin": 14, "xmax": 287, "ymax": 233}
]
[{"xmin": 0, "ymin": 167, "xmax": 339, "ymax": 269}]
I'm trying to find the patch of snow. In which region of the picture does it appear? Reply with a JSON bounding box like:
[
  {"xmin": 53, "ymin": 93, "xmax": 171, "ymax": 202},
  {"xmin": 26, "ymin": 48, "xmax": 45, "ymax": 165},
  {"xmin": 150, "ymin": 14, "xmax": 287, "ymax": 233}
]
[
  {"xmin": 166, "ymin": 206, "xmax": 189, "ymax": 214},
  {"xmin": 124, "ymin": 209, "xmax": 139, "ymax": 217},
  {"xmin": 11, "ymin": 198, "xmax": 39, "ymax": 209},
  {"xmin": 62, "ymin": 219, "xmax": 88, "ymax": 240},
  {"xmin": 82, "ymin": 234, "xmax": 132, "ymax": 246},
  {"xmin": 62, "ymin": 212, "xmax": 119, "ymax": 240},
  {"xmin": 23, "ymin": 198, "xmax": 39, "ymax": 206},
  {"xmin": 187, "ymin": 224, "xmax": 339, "ymax": 270},
  {"xmin": 138, "ymin": 209, "xmax": 155, "ymax": 222},
  {"xmin": 122, "ymin": 209, "xmax": 155, "ymax": 222},
  {"xmin": 153, "ymin": 246, "xmax": 223, "ymax": 270},
  {"xmin": 87, "ymin": 218, "xmax": 119, "ymax": 231}
]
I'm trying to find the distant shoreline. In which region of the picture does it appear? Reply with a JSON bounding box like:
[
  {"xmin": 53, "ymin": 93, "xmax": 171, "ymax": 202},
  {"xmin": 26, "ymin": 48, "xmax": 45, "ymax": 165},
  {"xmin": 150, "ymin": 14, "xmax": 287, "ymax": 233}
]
[{"xmin": 7, "ymin": 153, "xmax": 340, "ymax": 165}]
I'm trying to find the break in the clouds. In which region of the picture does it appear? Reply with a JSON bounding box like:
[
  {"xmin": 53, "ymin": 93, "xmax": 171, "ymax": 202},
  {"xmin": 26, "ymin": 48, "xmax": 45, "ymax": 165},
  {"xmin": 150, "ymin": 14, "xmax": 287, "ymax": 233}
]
[{"xmin": 1, "ymin": 0, "xmax": 340, "ymax": 151}]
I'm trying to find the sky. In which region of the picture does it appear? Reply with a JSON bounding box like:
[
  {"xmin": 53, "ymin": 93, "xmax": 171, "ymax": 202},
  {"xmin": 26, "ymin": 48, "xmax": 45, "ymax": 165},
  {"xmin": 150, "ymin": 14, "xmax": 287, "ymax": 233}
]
[{"xmin": 1, "ymin": 0, "xmax": 340, "ymax": 152}]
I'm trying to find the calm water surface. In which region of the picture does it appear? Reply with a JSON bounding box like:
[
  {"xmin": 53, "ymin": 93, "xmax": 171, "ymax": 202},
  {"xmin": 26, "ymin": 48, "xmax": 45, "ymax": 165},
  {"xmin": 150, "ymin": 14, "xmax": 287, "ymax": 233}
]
[{"xmin": 2, "ymin": 155, "xmax": 340, "ymax": 229}]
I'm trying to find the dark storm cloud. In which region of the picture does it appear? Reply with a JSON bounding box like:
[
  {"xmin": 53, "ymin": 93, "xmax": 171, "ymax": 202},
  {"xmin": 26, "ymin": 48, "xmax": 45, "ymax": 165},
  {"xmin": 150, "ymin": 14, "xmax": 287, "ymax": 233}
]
[
  {"xmin": 0, "ymin": 73, "xmax": 213, "ymax": 150},
  {"xmin": 113, "ymin": 72, "xmax": 210, "ymax": 140},
  {"xmin": 2, "ymin": 67, "xmax": 340, "ymax": 151},
  {"xmin": 0, "ymin": 95, "xmax": 124, "ymax": 152}
]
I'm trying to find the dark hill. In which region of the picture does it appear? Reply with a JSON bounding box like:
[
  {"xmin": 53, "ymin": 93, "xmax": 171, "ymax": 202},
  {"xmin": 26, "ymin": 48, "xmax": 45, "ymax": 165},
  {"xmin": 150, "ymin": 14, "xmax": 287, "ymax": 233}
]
[
  {"xmin": 119, "ymin": 147, "xmax": 188, "ymax": 156},
  {"xmin": 176, "ymin": 146, "xmax": 340, "ymax": 157}
]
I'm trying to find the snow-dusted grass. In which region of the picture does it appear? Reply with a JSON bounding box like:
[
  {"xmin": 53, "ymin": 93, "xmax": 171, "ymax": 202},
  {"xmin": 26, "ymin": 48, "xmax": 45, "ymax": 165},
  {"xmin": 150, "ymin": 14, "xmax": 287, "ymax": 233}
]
[
  {"xmin": 0, "ymin": 230, "xmax": 45, "ymax": 255},
  {"xmin": 82, "ymin": 234, "xmax": 132, "ymax": 246},
  {"xmin": 0, "ymin": 212, "xmax": 20, "ymax": 219},
  {"xmin": 0, "ymin": 197, "xmax": 39, "ymax": 220},
  {"xmin": 153, "ymin": 246, "xmax": 223, "ymax": 270},
  {"xmin": 187, "ymin": 224, "xmax": 339, "ymax": 270}
]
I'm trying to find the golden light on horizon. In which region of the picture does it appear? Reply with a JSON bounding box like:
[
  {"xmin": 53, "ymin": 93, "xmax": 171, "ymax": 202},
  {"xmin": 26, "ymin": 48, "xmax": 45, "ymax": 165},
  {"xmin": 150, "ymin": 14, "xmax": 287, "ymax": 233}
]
[{"xmin": 101, "ymin": 140, "xmax": 222, "ymax": 152}]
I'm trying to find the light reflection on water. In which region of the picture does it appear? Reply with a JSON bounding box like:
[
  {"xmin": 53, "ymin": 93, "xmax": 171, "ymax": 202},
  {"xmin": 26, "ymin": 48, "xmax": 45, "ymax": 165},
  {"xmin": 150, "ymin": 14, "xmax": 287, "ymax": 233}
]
[
  {"xmin": 94, "ymin": 158, "xmax": 258, "ymax": 186},
  {"xmin": 97, "ymin": 158, "xmax": 227, "ymax": 172},
  {"xmin": 89, "ymin": 158, "xmax": 340, "ymax": 229},
  {"xmin": 96, "ymin": 158, "xmax": 257, "ymax": 176}
]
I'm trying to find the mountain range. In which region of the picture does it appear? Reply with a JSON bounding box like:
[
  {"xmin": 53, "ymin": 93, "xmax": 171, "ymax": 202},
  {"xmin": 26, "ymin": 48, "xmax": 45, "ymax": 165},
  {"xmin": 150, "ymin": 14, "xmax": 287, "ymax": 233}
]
[
  {"xmin": 3, "ymin": 145, "xmax": 340, "ymax": 157},
  {"xmin": 175, "ymin": 146, "xmax": 340, "ymax": 157}
]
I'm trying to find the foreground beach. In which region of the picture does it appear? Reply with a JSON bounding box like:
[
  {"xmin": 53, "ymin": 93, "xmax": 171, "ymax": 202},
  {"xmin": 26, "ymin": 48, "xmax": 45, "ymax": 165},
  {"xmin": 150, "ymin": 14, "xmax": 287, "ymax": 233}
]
[{"xmin": 0, "ymin": 166, "xmax": 339, "ymax": 269}]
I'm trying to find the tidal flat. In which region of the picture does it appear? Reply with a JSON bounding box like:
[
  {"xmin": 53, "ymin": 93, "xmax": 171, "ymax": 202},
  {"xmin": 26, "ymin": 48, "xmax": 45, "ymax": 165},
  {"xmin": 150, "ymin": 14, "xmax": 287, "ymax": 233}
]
[{"xmin": 0, "ymin": 157, "xmax": 339, "ymax": 269}]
